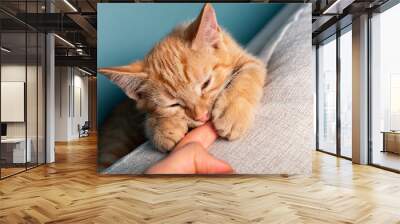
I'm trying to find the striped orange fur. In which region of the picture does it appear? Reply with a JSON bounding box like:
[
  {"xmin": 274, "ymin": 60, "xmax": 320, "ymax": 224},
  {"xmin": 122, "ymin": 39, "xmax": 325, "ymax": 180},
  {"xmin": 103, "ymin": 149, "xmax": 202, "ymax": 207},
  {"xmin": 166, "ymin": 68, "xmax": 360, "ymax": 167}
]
[{"xmin": 99, "ymin": 3, "xmax": 266, "ymax": 152}]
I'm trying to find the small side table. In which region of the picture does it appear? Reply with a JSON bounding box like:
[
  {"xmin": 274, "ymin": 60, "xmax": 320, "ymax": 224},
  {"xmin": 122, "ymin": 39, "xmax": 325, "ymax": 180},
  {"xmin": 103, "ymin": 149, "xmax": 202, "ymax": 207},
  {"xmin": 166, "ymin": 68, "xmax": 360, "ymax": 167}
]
[
  {"xmin": 381, "ymin": 131, "xmax": 400, "ymax": 154},
  {"xmin": 0, "ymin": 138, "xmax": 32, "ymax": 164}
]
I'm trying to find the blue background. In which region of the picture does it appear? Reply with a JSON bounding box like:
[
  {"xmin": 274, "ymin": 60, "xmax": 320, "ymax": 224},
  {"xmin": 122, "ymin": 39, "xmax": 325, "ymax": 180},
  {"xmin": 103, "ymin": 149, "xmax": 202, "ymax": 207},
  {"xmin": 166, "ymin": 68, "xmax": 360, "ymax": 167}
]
[{"xmin": 97, "ymin": 3, "xmax": 284, "ymax": 126}]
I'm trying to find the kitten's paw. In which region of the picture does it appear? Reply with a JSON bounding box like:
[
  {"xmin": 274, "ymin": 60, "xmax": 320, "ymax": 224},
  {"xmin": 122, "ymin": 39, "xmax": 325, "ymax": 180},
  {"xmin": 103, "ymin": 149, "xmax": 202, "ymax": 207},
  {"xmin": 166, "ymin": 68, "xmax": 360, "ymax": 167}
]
[
  {"xmin": 148, "ymin": 117, "xmax": 188, "ymax": 152},
  {"xmin": 152, "ymin": 131, "xmax": 184, "ymax": 152},
  {"xmin": 212, "ymin": 97, "xmax": 253, "ymax": 140}
]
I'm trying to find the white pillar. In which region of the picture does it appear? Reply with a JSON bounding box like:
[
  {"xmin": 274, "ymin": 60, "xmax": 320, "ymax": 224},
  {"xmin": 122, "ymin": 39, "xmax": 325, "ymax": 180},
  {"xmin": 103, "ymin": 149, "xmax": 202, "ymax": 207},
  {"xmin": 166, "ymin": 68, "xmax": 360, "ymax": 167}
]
[
  {"xmin": 352, "ymin": 14, "xmax": 369, "ymax": 164},
  {"xmin": 46, "ymin": 32, "xmax": 55, "ymax": 163},
  {"xmin": 45, "ymin": 0, "xmax": 56, "ymax": 163}
]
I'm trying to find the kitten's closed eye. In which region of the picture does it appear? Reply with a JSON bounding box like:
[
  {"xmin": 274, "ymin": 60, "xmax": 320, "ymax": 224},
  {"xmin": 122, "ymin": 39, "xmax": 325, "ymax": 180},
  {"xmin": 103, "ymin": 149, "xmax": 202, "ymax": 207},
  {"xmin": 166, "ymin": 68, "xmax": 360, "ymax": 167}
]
[
  {"xmin": 202, "ymin": 77, "xmax": 211, "ymax": 90},
  {"xmin": 168, "ymin": 103, "xmax": 181, "ymax": 107}
]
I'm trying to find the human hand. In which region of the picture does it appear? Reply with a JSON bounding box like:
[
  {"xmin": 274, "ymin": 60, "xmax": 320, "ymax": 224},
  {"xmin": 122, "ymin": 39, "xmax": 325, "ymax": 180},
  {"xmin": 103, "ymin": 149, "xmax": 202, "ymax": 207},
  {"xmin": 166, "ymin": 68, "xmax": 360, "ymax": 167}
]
[{"xmin": 145, "ymin": 122, "xmax": 234, "ymax": 174}]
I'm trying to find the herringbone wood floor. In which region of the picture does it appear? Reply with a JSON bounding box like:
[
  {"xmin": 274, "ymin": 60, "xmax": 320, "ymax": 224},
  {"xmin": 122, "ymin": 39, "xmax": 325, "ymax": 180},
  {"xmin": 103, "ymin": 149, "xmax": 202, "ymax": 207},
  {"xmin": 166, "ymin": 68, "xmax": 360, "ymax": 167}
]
[{"xmin": 1, "ymin": 135, "xmax": 400, "ymax": 224}]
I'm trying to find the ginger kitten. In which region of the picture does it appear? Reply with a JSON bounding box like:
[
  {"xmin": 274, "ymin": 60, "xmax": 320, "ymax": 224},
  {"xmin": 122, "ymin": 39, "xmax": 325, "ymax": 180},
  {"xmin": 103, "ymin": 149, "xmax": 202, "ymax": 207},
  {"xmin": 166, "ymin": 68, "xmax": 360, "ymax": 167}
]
[{"xmin": 99, "ymin": 3, "xmax": 266, "ymax": 152}]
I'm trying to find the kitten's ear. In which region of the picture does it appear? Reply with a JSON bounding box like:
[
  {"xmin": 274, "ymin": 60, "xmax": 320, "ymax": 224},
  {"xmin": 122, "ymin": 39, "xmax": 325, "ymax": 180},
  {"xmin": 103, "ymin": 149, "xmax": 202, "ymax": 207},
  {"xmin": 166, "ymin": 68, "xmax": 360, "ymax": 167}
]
[
  {"xmin": 98, "ymin": 61, "xmax": 145, "ymax": 76},
  {"xmin": 98, "ymin": 61, "xmax": 147, "ymax": 101},
  {"xmin": 189, "ymin": 3, "xmax": 221, "ymax": 50}
]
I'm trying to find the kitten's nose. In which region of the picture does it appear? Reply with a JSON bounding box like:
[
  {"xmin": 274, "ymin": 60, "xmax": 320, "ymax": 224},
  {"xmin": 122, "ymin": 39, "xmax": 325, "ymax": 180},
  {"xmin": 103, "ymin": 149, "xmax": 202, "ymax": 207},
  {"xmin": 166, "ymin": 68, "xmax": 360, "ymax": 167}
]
[{"xmin": 195, "ymin": 112, "xmax": 210, "ymax": 122}]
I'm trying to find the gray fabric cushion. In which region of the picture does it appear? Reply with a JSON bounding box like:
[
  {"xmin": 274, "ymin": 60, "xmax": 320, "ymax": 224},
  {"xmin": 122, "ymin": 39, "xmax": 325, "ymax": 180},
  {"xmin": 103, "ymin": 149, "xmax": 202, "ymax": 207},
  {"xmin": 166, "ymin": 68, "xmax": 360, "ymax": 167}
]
[{"xmin": 103, "ymin": 5, "xmax": 313, "ymax": 175}]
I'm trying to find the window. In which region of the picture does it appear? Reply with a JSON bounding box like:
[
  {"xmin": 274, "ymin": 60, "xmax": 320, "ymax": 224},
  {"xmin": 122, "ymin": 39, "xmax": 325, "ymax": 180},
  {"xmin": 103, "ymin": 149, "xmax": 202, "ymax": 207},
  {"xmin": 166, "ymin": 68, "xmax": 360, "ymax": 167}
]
[
  {"xmin": 390, "ymin": 74, "xmax": 400, "ymax": 130},
  {"xmin": 370, "ymin": 3, "xmax": 400, "ymax": 171},
  {"xmin": 317, "ymin": 36, "xmax": 337, "ymax": 154},
  {"xmin": 316, "ymin": 25, "xmax": 353, "ymax": 159},
  {"xmin": 340, "ymin": 27, "xmax": 352, "ymax": 158},
  {"xmin": 0, "ymin": 1, "xmax": 47, "ymax": 179}
]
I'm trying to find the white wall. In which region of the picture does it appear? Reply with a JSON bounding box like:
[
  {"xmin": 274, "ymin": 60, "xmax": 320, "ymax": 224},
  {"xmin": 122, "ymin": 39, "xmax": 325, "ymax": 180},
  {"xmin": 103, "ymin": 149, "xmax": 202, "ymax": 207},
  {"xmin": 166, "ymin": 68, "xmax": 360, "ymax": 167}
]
[
  {"xmin": 54, "ymin": 67, "xmax": 89, "ymax": 141},
  {"xmin": 1, "ymin": 65, "xmax": 40, "ymax": 138},
  {"xmin": 55, "ymin": 66, "xmax": 69, "ymax": 141},
  {"xmin": 71, "ymin": 73, "xmax": 89, "ymax": 138},
  {"xmin": 1, "ymin": 65, "xmax": 26, "ymax": 138},
  {"xmin": 1, "ymin": 63, "xmax": 46, "ymax": 164}
]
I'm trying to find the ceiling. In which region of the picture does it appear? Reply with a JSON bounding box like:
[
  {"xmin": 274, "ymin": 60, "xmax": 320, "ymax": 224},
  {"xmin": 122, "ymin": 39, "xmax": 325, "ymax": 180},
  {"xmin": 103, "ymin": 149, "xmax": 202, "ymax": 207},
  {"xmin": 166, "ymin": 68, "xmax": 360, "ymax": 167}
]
[
  {"xmin": 1, "ymin": 32, "xmax": 45, "ymax": 63},
  {"xmin": 311, "ymin": 0, "xmax": 391, "ymax": 44},
  {"xmin": 0, "ymin": 0, "xmax": 99, "ymax": 72},
  {"xmin": 0, "ymin": 0, "xmax": 394, "ymax": 71}
]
